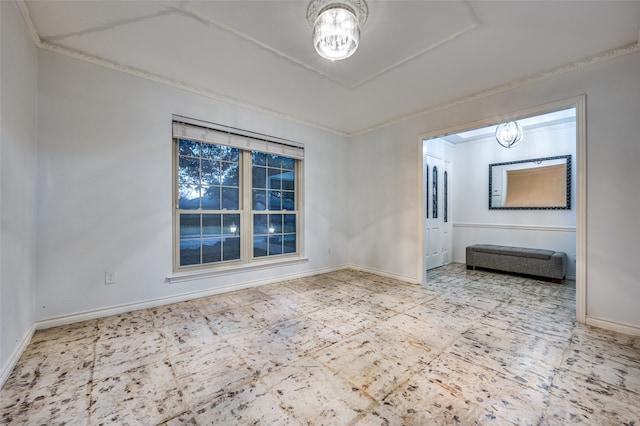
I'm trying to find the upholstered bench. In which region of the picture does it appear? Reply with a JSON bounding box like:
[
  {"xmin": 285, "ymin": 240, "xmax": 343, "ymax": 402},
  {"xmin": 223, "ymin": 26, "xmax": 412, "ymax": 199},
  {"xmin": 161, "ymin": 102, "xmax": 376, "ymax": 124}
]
[{"xmin": 466, "ymin": 244, "xmax": 567, "ymax": 283}]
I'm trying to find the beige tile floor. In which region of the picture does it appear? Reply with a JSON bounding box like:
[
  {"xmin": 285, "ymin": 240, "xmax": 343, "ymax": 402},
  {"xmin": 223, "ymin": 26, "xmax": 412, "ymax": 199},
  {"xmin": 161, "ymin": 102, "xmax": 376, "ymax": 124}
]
[{"xmin": 2, "ymin": 264, "xmax": 640, "ymax": 425}]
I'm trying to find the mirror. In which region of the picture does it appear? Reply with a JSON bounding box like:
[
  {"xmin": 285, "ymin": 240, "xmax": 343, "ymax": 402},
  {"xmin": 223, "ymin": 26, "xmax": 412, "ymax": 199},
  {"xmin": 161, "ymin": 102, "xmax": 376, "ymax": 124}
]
[{"xmin": 489, "ymin": 155, "xmax": 571, "ymax": 209}]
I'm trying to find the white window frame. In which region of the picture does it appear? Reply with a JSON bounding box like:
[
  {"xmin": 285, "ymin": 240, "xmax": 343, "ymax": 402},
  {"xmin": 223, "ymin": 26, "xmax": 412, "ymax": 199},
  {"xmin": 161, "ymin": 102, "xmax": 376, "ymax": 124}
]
[{"xmin": 171, "ymin": 116, "xmax": 305, "ymax": 276}]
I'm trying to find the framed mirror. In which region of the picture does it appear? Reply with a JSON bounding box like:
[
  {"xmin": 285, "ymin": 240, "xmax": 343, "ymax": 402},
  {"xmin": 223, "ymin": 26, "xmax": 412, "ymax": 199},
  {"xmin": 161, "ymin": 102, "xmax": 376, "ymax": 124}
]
[{"xmin": 489, "ymin": 155, "xmax": 571, "ymax": 210}]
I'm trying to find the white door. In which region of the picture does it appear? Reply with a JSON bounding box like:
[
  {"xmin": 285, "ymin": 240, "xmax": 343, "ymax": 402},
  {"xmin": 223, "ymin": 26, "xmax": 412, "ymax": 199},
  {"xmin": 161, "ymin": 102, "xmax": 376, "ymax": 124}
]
[{"xmin": 425, "ymin": 155, "xmax": 450, "ymax": 270}]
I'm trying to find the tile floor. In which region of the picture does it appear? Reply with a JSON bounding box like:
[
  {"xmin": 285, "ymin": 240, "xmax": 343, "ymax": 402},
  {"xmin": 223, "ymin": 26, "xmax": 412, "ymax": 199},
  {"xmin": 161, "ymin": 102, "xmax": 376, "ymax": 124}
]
[{"xmin": 1, "ymin": 264, "xmax": 640, "ymax": 425}]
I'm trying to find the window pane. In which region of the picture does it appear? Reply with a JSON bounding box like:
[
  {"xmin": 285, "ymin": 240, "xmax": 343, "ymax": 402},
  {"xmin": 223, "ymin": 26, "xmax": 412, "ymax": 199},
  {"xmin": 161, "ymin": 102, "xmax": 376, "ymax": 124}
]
[
  {"xmin": 254, "ymin": 214, "xmax": 268, "ymax": 235},
  {"xmin": 253, "ymin": 189, "xmax": 267, "ymax": 211},
  {"xmin": 252, "ymin": 166, "xmax": 267, "ymax": 189},
  {"xmin": 426, "ymin": 163, "xmax": 429, "ymax": 219},
  {"xmin": 268, "ymin": 168, "xmax": 282, "ymax": 190},
  {"xmin": 180, "ymin": 214, "xmax": 200, "ymax": 238},
  {"xmin": 223, "ymin": 237, "xmax": 240, "ymax": 261},
  {"xmin": 221, "ymin": 187, "xmax": 239, "ymax": 210},
  {"xmin": 219, "ymin": 146, "xmax": 239, "ymax": 162},
  {"xmin": 284, "ymin": 214, "xmax": 296, "ymax": 233},
  {"xmin": 179, "ymin": 139, "xmax": 200, "ymax": 157},
  {"xmin": 282, "ymin": 157, "xmax": 295, "ymax": 170},
  {"xmin": 267, "ymin": 154, "xmax": 282, "ymax": 168},
  {"xmin": 253, "ymin": 236, "xmax": 268, "ymax": 257},
  {"xmin": 252, "ymin": 151, "xmax": 266, "ymax": 166},
  {"xmin": 178, "ymin": 157, "xmax": 200, "ymax": 184},
  {"xmin": 201, "ymin": 186, "xmax": 221, "ymax": 210},
  {"xmin": 283, "ymin": 235, "xmax": 296, "ymax": 254},
  {"xmin": 201, "ymin": 159, "xmax": 220, "ymax": 185},
  {"xmin": 269, "ymin": 236, "xmax": 283, "ymax": 255},
  {"xmin": 202, "ymin": 238, "xmax": 222, "ymax": 263},
  {"xmin": 179, "ymin": 184, "xmax": 201, "ymax": 210},
  {"xmin": 433, "ymin": 166, "xmax": 438, "ymax": 219},
  {"xmin": 269, "ymin": 214, "xmax": 283, "ymax": 234},
  {"xmin": 221, "ymin": 161, "xmax": 239, "ymax": 186},
  {"xmin": 444, "ymin": 171, "xmax": 448, "ymax": 223},
  {"xmin": 268, "ymin": 191, "xmax": 281, "ymax": 210},
  {"xmin": 223, "ymin": 214, "xmax": 240, "ymax": 236},
  {"xmin": 282, "ymin": 172, "xmax": 295, "ymax": 191},
  {"xmin": 180, "ymin": 239, "xmax": 201, "ymax": 266},
  {"xmin": 202, "ymin": 214, "xmax": 221, "ymax": 237},
  {"xmin": 282, "ymin": 191, "xmax": 294, "ymax": 210},
  {"xmin": 201, "ymin": 142, "xmax": 215, "ymax": 159}
]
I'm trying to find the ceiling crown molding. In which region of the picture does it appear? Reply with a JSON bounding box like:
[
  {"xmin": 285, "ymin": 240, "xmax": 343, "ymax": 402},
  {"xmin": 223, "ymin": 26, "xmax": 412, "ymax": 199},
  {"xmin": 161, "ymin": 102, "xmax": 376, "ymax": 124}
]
[
  {"xmin": 352, "ymin": 41, "xmax": 640, "ymax": 136},
  {"xmin": 16, "ymin": 0, "xmax": 42, "ymax": 48},
  {"xmin": 14, "ymin": 0, "xmax": 640, "ymax": 137}
]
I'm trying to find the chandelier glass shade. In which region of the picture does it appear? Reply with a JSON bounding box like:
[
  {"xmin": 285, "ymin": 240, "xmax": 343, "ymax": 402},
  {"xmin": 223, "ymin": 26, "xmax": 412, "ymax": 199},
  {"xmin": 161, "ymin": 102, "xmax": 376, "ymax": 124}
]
[
  {"xmin": 495, "ymin": 121, "xmax": 524, "ymax": 148},
  {"xmin": 307, "ymin": 0, "xmax": 368, "ymax": 61}
]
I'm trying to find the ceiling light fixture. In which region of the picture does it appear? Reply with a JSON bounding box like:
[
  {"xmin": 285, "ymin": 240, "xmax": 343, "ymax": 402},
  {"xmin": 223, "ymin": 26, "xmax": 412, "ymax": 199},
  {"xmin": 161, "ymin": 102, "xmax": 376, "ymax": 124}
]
[
  {"xmin": 307, "ymin": 0, "xmax": 368, "ymax": 61},
  {"xmin": 495, "ymin": 121, "xmax": 524, "ymax": 148}
]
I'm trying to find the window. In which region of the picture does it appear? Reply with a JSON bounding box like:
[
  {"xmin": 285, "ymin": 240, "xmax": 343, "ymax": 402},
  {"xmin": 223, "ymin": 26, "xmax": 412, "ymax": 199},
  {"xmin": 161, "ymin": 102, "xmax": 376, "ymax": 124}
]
[
  {"xmin": 444, "ymin": 170, "xmax": 448, "ymax": 223},
  {"xmin": 425, "ymin": 163, "xmax": 429, "ymax": 219},
  {"xmin": 432, "ymin": 166, "xmax": 438, "ymax": 219},
  {"xmin": 251, "ymin": 152, "xmax": 297, "ymax": 258},
  {"xmin": 172, "ymin": 117, "xmax": 303, "ymax": 271}
]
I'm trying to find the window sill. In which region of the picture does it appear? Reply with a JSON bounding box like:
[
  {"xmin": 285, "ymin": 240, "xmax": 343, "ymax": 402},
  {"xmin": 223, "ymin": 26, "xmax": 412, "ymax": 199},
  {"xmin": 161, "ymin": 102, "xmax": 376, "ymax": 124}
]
[{"xmin": 166, "ymin": 256, "xmax": 309, "ymax": 284}]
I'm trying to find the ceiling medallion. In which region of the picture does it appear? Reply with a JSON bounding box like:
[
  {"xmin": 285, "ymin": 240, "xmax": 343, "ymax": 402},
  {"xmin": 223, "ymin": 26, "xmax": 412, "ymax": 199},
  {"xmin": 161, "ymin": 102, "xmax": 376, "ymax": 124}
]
[
  {"xmin": 306, "ymin": 0, "xmax": 368, "ymax": 61},
  {"xmin": 495, "ymin": 121, "xmax": 524, "ymax": 148}
]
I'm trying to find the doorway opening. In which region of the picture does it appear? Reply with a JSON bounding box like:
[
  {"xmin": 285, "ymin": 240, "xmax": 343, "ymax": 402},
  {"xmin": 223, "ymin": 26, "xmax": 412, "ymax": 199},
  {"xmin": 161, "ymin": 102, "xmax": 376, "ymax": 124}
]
[{"xmin": 420, "ymin": 96, "xmax": 585, "ymax": 323}]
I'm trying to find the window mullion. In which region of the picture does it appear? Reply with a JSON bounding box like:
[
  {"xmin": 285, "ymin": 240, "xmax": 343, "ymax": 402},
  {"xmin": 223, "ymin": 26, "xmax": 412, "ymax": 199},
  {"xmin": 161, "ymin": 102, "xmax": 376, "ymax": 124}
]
[{"xmin": 241, "ymin": 151, "xmax": 253, "ymax": 263}]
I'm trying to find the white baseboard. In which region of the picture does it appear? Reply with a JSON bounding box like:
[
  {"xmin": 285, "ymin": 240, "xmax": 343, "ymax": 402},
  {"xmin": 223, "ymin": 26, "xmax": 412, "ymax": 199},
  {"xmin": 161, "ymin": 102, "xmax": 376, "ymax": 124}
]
[
  {"xmin": 0, "ymin": 325, "xmax": 35, "ymax": 389},
  {"xmin": 35, "ymin": 264, "xmax": 349, "ymax": 330},
  {"xmin": 586, "ymin": 316, "xmax": 640, "ymax": 337},
  {"xmin": 347, "ymin": 264, "xmax": 419, "ymax": 284}
]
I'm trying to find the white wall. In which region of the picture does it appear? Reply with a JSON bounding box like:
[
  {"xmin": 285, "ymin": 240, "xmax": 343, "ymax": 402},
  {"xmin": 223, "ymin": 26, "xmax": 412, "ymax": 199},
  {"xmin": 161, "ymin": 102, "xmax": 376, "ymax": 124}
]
[
  {"xmin": 349, "ymin": 51, "xmax": 640, "ymax": 332},
  {"xmin": 348, "ymin": 125, "xmax": 422, "ymax": 281},
  {"xmin": 0, "ymin": 1, "xmax": 38, "ymax": 381},
  {"xmin": 36, "ymin": 51, "xmax": 349, "ymax": 322},
  {"xmin": 451, "ymin": 121, "xmax": 577, "ymax": 278}
]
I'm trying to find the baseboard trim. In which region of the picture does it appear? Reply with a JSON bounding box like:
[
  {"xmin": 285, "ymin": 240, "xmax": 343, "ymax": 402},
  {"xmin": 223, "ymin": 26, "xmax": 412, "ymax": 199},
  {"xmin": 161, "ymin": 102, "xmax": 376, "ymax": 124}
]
[
  {"xmin": 347, "ymin": 264, "xmax": 419, "ymax": 284},
  {"xmin": 586, "ymin": 316, "xmax": 640, "ymax": 337},
  {"xmin": 36, "ymin": 264, "xmax": 349, "ymax": 330},
  {"xmin": 0, "ymin": 325, "xmax": 35, "ymax": 389}
]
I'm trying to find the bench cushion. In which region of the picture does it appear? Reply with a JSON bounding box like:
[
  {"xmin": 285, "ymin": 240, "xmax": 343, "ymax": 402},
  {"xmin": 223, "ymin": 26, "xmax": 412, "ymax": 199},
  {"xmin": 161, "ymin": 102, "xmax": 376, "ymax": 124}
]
[
  {"xmin": 466, "ymin": 244, "xmax": 568, "ymax": 280},
  {"xmin": 468, "ymin": 244, "xmax": 554, "ymax": 260}
]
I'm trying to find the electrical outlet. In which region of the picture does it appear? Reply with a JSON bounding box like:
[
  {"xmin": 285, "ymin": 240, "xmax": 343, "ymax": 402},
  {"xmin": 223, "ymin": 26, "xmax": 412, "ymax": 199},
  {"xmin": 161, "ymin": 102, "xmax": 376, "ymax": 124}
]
[{"xmin": 105, "ymin": 271, "xmax": 117, "ymax": 285}]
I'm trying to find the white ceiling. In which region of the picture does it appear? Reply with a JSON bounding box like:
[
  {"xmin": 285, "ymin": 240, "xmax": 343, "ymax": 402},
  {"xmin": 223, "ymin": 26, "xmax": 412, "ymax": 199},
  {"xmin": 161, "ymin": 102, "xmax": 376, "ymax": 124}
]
[{"xmin": 21, "ymin": 0, "xmax": 640, "ymax": 135}]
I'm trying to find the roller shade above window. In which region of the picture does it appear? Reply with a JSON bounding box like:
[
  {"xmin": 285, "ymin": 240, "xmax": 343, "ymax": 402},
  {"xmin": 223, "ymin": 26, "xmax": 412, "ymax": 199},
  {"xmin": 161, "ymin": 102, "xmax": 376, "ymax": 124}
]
[{"xmin": 172, "ymin": 117, "xmax": 304, "ymax": 160}]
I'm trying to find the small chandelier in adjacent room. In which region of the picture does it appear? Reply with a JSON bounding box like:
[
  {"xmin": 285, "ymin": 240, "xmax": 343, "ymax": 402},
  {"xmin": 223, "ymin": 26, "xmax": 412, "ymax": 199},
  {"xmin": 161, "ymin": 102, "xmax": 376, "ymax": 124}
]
[
  {"xmin": 495, "ymin": 121, "xmax": 524, "ymax": 148},
  {"xmin": 307, "ymin": 0, "xmax": 368, "ymax": 61}
]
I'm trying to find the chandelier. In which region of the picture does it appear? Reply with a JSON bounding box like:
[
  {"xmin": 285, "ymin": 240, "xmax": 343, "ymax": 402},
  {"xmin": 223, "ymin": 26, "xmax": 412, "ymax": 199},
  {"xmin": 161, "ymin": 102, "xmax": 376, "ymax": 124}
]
[
  {"xmin": 307, "ymin": 0, "xmax": 368, "ymax": 61},
  {"xmin": 495, "ymin": 121, "xmax": 524, "ymax": 148}
]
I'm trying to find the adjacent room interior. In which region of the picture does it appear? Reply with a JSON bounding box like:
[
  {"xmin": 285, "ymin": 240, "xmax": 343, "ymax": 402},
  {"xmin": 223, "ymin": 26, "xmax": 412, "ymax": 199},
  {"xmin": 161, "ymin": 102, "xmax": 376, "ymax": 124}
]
[{"xmin": 2, "ymin": 0, "xmax": 640, "ymax": 424}]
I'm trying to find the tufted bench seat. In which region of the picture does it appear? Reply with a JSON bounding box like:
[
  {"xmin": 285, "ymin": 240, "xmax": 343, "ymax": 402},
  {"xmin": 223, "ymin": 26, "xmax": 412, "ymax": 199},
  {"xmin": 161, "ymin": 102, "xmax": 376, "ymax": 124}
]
[{"xmin": 466, "ymin": 244, "xmax": 567, "ymax": 283}]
